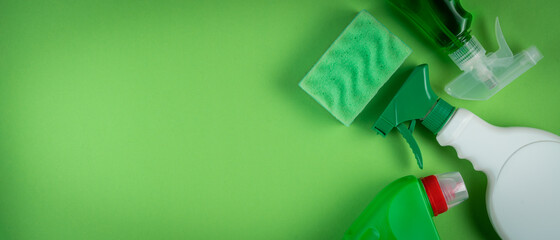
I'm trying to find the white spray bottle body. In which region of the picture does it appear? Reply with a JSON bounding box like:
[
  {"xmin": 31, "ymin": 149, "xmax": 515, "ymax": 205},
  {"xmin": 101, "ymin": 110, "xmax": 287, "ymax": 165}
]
[{"xmin": 436, "ymin": 108, "xmax": 560, "ymax": 240}]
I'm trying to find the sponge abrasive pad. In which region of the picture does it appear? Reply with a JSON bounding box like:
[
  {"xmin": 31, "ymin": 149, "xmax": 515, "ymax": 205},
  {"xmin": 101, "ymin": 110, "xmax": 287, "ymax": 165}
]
[{"xmin": 299, "ymin": 10, "xmax": 411, "ymax": 126}]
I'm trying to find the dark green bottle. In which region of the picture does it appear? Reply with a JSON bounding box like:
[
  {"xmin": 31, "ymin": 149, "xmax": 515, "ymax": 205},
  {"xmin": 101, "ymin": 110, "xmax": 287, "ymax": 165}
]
[{"xmin": 388, "ymin": 0, "xmax": 473, "ymax": 54}]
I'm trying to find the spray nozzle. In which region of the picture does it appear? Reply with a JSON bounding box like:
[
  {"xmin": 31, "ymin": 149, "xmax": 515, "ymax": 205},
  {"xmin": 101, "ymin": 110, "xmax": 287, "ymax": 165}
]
[
  {"xmin": 446, "ymin": 17, "xmax": 543, "ymax": 100},
  {"xmin": 373, "ymin": 65, "xmax": 455, "ymax": 169}
]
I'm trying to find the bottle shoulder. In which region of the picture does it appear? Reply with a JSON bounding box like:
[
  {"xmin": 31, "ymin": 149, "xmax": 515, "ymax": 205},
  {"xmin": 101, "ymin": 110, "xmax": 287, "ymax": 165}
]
[
  {"xmin": 344, "ymin": 176, "xmax": 439, "ymax": 240},
  {"xmin": 388, "ymin": 0, "xmax": 473, "ymax": 52},
  {"xmin": 437, "ymin": 108, "xmax": 560, "ymax": 179}
]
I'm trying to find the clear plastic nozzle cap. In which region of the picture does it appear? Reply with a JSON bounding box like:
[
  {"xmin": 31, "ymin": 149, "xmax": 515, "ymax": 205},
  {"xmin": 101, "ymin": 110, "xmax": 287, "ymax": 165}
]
[
  {"xmin": 436, "ymin": 172, "xmax": 469, "ymax": 209},
  {"xmin": 446, "ymin": 17, "xmax": 542, "ymax": 100}
]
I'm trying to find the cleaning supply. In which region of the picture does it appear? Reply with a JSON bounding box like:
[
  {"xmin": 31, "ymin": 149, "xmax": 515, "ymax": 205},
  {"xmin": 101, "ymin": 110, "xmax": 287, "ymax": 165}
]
[
  {"xmin": 387, "ymin": 0, "xmax": 542, "ymax": 100},
  {"xmin": 344, "ymin": 172, "xmax": 468, "ymax": 240},
  {"xmin": 374, "ymin": 64, "xmax": 560, "ymax": 239},
  {"xmin": 299, "ymin": 10, "xmax": 412, "ymax": 126}
]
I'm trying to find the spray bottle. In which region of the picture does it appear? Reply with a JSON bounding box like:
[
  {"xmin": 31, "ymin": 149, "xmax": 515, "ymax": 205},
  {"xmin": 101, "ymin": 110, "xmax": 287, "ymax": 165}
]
[
  {"xmin": 387, "ymin": 0, "xmax": 542, "ymax": 100},
  {"xmin": 374, "ymin": 64, "xmax": 560, "ymax": 239},
  {"xmin": 344, "ymin": 172, "xmax": 468, "ymax": 239}
]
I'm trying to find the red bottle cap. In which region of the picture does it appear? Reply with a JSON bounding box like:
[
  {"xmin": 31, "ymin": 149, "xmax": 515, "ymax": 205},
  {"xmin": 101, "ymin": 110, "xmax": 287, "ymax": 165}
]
[{"xmin": 421, "ymin": 175, "xmax": 448, "ymax": 216}]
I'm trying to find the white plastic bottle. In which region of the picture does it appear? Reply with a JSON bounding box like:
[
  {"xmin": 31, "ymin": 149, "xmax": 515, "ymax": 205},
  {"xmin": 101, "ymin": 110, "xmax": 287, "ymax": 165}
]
[{"xmin": 437, "ymin": 108, "xmax": 560, "ymax": 239}]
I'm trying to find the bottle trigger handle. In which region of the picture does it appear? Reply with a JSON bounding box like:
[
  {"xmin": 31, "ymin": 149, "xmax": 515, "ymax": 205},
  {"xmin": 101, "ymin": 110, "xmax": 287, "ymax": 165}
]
[
  {"xmin": 396, "ymin": 120, "xmax": 423, "ymax": 169},
  {"xmin": 492, "ymin": 17, "xmax": 513, "ymax": 60}
]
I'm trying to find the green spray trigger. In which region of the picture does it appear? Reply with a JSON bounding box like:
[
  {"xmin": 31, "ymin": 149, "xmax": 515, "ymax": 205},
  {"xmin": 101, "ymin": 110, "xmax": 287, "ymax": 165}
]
[
  {"xmin": 396, "ymin": 121, "xmax": 423, "ymax": 168},
  {"xmin": 373, "ymin": 65, "xmax": 455, "ymax": 168}
]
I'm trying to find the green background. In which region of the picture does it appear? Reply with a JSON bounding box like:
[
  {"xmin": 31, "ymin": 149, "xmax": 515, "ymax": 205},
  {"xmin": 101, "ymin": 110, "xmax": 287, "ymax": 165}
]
[{"xmin": 0, "ymin": 0, "xmax": 558, "ymax": 239}]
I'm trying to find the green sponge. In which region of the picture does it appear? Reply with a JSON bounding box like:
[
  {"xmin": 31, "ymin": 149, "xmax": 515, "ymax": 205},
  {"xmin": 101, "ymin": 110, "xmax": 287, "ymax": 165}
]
[{"xmin": 299, "ymin": 10, "xmax": 412, "ymax": 126}]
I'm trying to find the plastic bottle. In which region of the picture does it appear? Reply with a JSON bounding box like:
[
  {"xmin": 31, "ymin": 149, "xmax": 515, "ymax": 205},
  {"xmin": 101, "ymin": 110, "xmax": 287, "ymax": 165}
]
[
  {"xmin": 387, "ymin": 0, "xmax": 542, "ymax": 100},
  {"xmin": 344, "ymin": 172, "xmax": 468, "ymax": 240},
  {"xmin": 374, "ymin": 64, "xmax": 560, "ymax": 239}
]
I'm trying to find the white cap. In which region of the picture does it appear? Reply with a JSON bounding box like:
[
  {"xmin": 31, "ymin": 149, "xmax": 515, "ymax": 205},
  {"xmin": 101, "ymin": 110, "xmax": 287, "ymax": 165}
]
[{"xmin": 446, "ymin": 17, "xmax": 542, "ymax": 100}]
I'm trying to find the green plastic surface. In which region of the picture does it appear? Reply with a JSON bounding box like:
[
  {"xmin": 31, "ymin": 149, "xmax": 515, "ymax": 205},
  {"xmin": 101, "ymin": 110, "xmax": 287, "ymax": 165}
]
[
  {"xmin": 299, "ymin": 10, "xmax": 411, "ymax": 126},
  {"xmin": 0, "ymin": 0, "xmax": 558, "ymax": 239},
  {"xmin": 344, "ymin": 175, "xmax": 440, "ymax": 240}
]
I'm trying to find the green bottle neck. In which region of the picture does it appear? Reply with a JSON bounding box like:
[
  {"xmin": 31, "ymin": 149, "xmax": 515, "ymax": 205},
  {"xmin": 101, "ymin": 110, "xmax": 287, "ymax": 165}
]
[{"xmin": 442, "ymin": 32, "xmax": 472, "ymax": 54}]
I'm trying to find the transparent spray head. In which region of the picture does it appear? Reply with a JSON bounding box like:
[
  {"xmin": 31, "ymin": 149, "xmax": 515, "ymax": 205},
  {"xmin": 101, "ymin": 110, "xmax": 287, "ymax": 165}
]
[
  {"xmin": 435, "ymin": 172, "xmax": 469, "ymax": 209},
  {"xmin": 446, "ymin": 17, "xmax": 543, "ymax": 100}
]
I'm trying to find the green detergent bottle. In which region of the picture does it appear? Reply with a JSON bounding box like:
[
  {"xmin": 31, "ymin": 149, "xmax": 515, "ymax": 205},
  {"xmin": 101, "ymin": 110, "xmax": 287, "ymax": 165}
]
[{"xmin": 344, "ymin": 172, "xmax": 468, "ymax": 240}]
